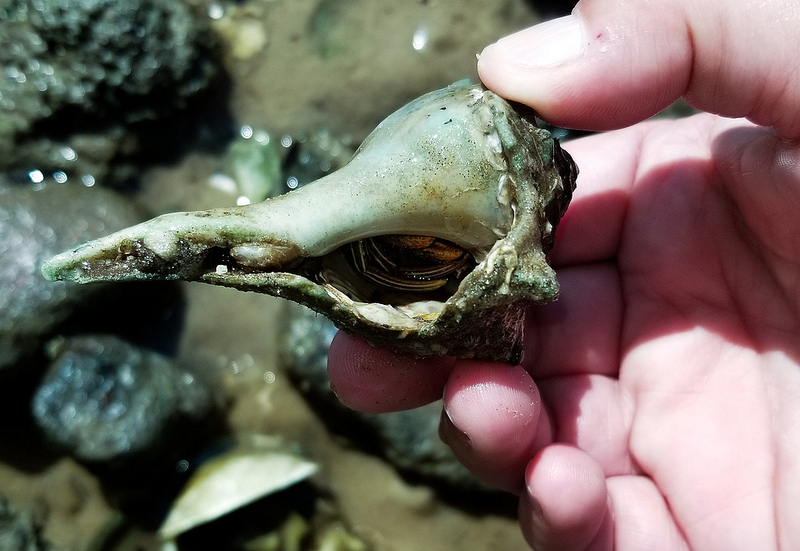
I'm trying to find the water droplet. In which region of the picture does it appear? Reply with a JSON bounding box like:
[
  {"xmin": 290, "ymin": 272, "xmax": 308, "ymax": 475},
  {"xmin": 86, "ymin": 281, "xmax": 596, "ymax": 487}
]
[
  {"xmin": 412, "ymin": 27, "xmax": 428, "ymax": 51},
  {"xmin": 208, "ymin": 173, "xmax": 237, "ymax": 193},
  {"xmin": 60, "ymin": 146, "xmax": 77, "ymax": 161},
  {"xmin": 28, "ymin": 169, "xmax": 44, "ymax": 183},
  {"xmin": 208, "ymin": 3, "xmax": 224, "ymax": 20}
]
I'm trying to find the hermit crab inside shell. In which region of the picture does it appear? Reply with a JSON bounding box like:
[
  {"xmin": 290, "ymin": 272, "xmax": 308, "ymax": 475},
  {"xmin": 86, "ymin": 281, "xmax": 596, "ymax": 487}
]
[{"xmin": 42, "ymin": 81, "xmax": 577, "ymax": 363}]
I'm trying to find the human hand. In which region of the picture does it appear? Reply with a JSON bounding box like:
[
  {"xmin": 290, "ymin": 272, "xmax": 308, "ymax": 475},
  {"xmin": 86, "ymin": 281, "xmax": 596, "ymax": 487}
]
[{"xmin": 328, "ymin": 1, "xmax": 800, "ymax": 549}]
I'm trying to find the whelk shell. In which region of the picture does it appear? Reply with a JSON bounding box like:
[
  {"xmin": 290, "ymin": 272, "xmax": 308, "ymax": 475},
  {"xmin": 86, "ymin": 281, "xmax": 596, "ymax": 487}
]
[{"xmin": 42, "ymin": 81, "xmax": 577, "ymax": 363}]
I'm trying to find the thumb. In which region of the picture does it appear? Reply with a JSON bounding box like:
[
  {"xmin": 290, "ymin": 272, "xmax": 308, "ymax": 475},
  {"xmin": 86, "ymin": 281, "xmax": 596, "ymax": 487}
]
[{"xmin": 478, "ymin": 0, "xmax": 800, "ymax": 139}]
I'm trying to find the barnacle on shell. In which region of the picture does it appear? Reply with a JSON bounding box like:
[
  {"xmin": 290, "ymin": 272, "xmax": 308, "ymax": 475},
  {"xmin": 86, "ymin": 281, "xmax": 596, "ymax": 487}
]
[{"xmin": 42, "ymin": 81, "xmax": 577, "ymax": 363}]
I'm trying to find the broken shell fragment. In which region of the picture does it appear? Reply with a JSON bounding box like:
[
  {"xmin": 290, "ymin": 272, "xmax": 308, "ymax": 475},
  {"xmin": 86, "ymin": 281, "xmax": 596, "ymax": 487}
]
[
  {"xmin": 159, "ymin": 435, "xmax": 318, "ymax": 541},
  {"xmin": 42, "ymin": 81, "xmax": 577, "ymax": 363}
]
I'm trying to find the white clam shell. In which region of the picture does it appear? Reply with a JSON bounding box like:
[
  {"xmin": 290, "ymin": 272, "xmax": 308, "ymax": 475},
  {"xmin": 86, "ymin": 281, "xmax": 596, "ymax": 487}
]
[{"xmin": 159, "ymin": 436, "xmax": 317, "ymax": 540}]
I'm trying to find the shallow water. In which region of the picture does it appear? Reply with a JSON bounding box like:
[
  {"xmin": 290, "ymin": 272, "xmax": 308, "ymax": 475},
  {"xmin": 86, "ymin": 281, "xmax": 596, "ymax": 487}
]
[{"xmin": 0, "ymin": 2, "xmax": 565, "ymax": 549}]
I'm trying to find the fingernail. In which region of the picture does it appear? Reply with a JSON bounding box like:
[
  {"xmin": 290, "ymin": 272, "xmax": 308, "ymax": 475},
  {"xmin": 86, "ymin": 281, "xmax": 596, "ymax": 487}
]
[
  {"xmin": 439, "ymin": 407, "xmax": 471, "ymax": 448},
  {"xmin": 490, "ymin": 15, "xmax": 586, "ymax": 68},
  {"xmin": 527, "ymin": 493, "xmax": 544, "ymax": 521}
]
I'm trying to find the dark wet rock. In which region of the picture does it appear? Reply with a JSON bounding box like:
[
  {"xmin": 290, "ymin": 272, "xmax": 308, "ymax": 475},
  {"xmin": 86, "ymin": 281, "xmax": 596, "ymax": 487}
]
[
  {"xmin": 0, "ymin": 494, "xmax": 65, "ymax": 551},
  {"xmin": 280, "ymin": 304, "xmax": 488, "ymax": 493},
  {"xmin": 0, "ymin": 0, "xmax": 221, "ymax": 185},
  {"xmin": 0, "ymin": 182, "xmax": 181, "ymax": 384},
  {"xmin": 280, "ymin": 129, "xmax": 355, "ymax": 192},
  {"xmin": 32, "ymin": 334, "xmax": 217, "ymax": 464}
]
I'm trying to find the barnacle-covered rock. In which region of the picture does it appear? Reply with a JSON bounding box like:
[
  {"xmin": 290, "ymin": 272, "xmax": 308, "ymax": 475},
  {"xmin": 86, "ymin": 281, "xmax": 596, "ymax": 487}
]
[
  {"xmin": 0, "ymin": 494, "xmax": 62, "ymax": 551},
  {"xmin": 42, "ymin": 81, "xmax": 577, "ymax": 363},
  {"xmin": 32, "ymin": 334, "xmax": 217, "ymax": 463},
  {"xmin": 0, "ymin": 0, "xmax": 218, "ymax": 184}
]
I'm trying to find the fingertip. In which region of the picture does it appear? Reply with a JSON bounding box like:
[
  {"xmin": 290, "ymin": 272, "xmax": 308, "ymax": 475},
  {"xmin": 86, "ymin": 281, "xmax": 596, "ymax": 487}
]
[
  {"xmin": 478, "ymin": 2, "xmax": 690, "ymax": 130},
  {"xmin": 443, "ymin": 361, "xmax": 541, "ymax": 442},
  {"xmin": 520, "ymin": 444, "xmax": 610, "ymax": 551},
  {"xmin": 327, "ymin": 331, "xmax": 453, "ymax": 413},
  {"xmin": 483, "ymin": 1, "xmax": 800, "ymax": 139},
  {"xmin": 478, "ymin": 15, "xmax": 586, "ymax": 105},
  {"xmin": 440, "ymin": 361, "xmax": 549, "ymax": 493}
]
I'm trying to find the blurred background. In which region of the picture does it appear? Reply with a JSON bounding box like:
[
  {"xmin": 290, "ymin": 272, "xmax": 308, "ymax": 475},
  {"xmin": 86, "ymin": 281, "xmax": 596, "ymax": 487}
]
[{"xmin": 0, "ymin": 1, "xmax": 576, "ymax": 549}]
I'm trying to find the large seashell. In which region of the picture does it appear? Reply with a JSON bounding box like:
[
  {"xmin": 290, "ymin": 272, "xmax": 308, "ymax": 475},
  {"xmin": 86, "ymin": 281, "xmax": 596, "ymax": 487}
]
[{"xmin": 42, "ymin": 81, "xmax": 577, "ymax": 363}]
